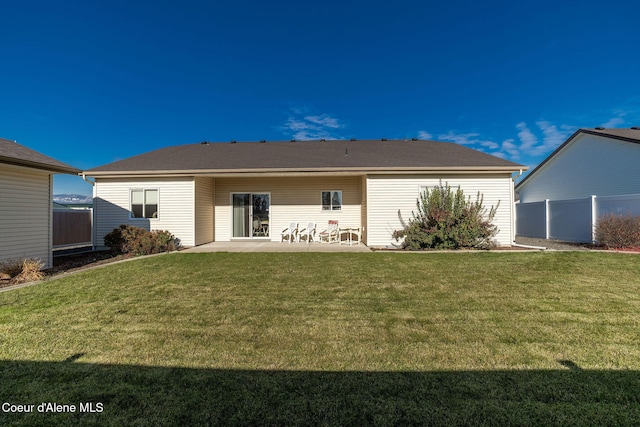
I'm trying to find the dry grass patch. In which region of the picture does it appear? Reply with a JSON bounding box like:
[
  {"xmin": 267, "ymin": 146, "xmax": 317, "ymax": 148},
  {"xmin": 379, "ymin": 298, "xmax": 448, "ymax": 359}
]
[{"xmin": 0, "ymin": 258, "xmax": 45, "ymax": 285}]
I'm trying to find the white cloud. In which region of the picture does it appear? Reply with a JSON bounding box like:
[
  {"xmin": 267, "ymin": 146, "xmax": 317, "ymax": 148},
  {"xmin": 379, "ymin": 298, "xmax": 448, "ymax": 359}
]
[
  {"xmin": 536, "ymin": 120, "xmax": 573, "ymax": 154},
  {"xmin": 500, "ymin": 138, "xmax": 521, "ymax": 159},
  {"xmin": 600, "ymin": 116, "xmax": 625, "ymax": 128},
  {"xmin": 479, "ymin": 140, "xmax": 499, "ymax": 150},
  {"xmin": 436, "ymin": 131, "xmax": 501, "ymax": 153},
  {"xmin": 421, "ymin": 120, "xmax": 576, "ymax": 163},
  {"xmin": 513, "ymin": 121, "xmax": 574, "ymax": 158},
  {"xmin": 281, "ymin": 111, "xmax": 346, "ymax": 140},
  {"xmin": 516, "ymin": 122, "xmax": 538, "ymax": 152},
  {"xmin": 304, "ymin": 115, "xmax": 342, "ymax": 129},
  {"xmin": 418, "ymin": 130, "xmax": 433, "ymax": 140},
  {"xmin": 438, "ymin": 131, "xmax": 481, "ymax": 145}
]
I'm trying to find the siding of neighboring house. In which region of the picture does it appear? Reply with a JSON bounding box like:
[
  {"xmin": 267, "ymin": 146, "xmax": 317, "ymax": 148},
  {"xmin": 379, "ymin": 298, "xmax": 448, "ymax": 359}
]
[
  {"xmin": 366, "ymin": 174, "xmax": 515, "ymax": 247},
  {"xmin": 194, "ymin": 177, "xmax": 215, "ymax": 245},
  {"xmin": 517, "ymin": 134, "xmax": 640, "ymax": 203},
  {"xmin": 94, "ymin": 177, "xmax": 196, "ymax": 247},
  {"xmin": 0, "ymin": 163, "xmax": 52, "ymax": 268},
  {"xmin": 214, "ymin": 176, "xmax": 362, "ymax": 241}
]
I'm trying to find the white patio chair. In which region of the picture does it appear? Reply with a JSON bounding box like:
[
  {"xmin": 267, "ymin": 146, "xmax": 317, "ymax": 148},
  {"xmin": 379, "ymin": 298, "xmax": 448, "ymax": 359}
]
[
  {"xmin": 252, "ymin": 218, "xmax": 263, "ymax": 237},
  {"xmin": 298, "ymin": 221, "xmax": 316, "ymax": 243},
  {"xmin": 280, "ymin": 221, "xmax": 298, "ymax": 243},
  {"xmin": 319, "ymin": 220, "xmax": 339, "ymax": 243}
]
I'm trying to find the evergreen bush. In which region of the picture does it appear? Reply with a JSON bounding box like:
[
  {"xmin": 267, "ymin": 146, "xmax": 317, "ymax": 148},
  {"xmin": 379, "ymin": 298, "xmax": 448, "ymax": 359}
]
[
  {"xmin": 104, "ymin": 225, "xmax": 178, "ymax": 255},
  {"xmin": 392, "ymin": 184, "xmax": 499, "ymax": 250}
]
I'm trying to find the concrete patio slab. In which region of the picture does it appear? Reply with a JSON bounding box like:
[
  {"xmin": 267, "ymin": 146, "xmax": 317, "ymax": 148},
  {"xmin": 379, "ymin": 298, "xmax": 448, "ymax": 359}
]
[{"xmin": 183, "ymin": 241, "xmax": 371, "ymax": 253}]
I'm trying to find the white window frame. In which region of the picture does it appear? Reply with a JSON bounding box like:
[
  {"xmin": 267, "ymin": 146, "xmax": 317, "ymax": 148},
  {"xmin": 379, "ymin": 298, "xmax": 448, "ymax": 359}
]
[
  {"xmin": 321, "ymin": 190, "xmax": 342, "ymax": 211},
  {"xmin": 130, "ymin": 188, "xmax": 159, "ymax": 220}
]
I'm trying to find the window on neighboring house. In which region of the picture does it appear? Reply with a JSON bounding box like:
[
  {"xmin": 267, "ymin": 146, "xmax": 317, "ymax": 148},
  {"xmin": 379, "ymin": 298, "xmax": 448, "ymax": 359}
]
[
  {"xmin": 131, "ymin": 189, "xmax": 158, "ymax": 219},
  {"xmin": 322, "ymin": 190, "xmax": 342, "ymax": 211}
]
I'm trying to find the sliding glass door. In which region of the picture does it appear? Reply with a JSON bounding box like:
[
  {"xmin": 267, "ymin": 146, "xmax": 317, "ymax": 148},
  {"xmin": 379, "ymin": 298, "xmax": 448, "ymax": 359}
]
[{"xmin": 232, "ymin": 193, "xmax": 270, "ymax": 238}]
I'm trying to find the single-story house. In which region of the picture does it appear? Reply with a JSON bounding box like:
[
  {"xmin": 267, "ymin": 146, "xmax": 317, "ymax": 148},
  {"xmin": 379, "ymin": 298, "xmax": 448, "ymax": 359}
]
[
  {"xmin": 0, "ymin": 138, "xmax": 81, "ymax": 269},
  {"xmin": 515, "ymin": 128, "xmax": 640, "ymax": 202},
  {"xmin": 84, "ymin": 139, "xmax": 525, "ymax": 248}
]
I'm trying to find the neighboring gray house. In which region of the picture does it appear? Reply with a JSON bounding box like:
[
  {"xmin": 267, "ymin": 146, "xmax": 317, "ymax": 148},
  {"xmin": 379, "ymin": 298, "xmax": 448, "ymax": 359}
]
[
  {"xmin": 516, "ymin": 128, "xmax": 640, "ymax": 202},
  {"xmin": 0, "ymin": 138, "xmax": 81, "ymax": 269},
  {"xmin": 85, "ymin": 139, "xmax": 525, "ymax": 248}
]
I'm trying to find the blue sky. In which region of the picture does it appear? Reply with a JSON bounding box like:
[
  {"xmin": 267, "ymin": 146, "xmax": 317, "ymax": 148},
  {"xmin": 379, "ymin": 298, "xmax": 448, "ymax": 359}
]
[{"xmin": 2, "ymin": 0, "xmax": 640, "ymax": 196}]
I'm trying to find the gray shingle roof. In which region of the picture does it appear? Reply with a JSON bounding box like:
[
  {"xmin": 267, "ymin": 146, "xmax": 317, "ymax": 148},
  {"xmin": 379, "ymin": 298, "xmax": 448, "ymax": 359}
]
[
  {"xmin": 582, "ymin": 127, "xmax": 640, "ymax": 141},
  {"xmin": 86, "ymin": 139, "xmax": 523, "ymax": 175},
  {"xmin": 0, "ymin": 138, "xmax": 80, "ymax": 174}
]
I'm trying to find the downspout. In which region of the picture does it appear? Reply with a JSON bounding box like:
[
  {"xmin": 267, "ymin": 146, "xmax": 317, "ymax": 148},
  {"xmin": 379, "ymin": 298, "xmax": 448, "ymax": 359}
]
[
  {"xmin": 81, "ymin": 173, "xmax": 95, "ymax": 187},
  {"xmin": 81, "ymin": 173, "xmax": 96, "ymax": 250}
]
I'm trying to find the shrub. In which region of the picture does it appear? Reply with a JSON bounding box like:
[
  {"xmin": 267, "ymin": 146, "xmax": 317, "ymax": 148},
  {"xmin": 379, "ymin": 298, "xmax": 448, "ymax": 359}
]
[
  {"xmin": 1, "ymin": 259, "xmax": 25, "ymax": 278},
  {"xmin": 104, "ymin": 225, "xmax": 178, "ymax": 255},
  {"xmin": 1, "ymin": 258, "xmax": 45, "ymax": 284},
  {"xmin": 595, "ymin": 214, "xmax": 640, "ymax": 248},
  {"xmin": 393, "ymin": 183, "xmax": 499, "ymax": 250}
]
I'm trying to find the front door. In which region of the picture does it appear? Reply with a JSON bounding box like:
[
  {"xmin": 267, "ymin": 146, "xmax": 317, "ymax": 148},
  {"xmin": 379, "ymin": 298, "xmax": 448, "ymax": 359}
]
[{"xmin": 232, "ymin": 193, "xmax": 270, "ymax": 238}]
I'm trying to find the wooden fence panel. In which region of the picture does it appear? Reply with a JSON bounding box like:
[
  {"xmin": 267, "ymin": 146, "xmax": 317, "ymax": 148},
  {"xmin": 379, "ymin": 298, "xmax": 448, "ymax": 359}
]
[{"xmin": 53, "ymin": 210, "xmax": 92, "ymax": 247}]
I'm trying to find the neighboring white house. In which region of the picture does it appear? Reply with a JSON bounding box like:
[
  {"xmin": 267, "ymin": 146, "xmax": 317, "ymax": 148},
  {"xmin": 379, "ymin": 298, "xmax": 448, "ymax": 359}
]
[
  {"xmin": 84, "ymin": 139, "xmax": 525, "ymax": 248},
  {"xmin": 516, "ymin": 128, "xmax": 640, "ymax": 202},
  {"xmin": 0, "ymin": 138, "xmax": 81, "ymax": 269}
]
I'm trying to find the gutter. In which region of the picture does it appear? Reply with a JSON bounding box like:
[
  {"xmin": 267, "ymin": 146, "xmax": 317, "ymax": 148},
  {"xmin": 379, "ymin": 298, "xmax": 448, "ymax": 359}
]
[
  {"xmin": 83, "ymin": 166, "xmax": 526, "ymax": 178},
  {"xmin": 0, "ymin": 156, "xmax": 81, "ymax": 175}
]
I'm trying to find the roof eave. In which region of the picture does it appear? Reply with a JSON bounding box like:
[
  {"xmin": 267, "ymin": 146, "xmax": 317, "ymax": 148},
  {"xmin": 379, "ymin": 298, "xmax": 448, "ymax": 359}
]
[
  {"xmin": 85, "ymin": 165, "xmax": 525, "ymax": 178},
  {"xmin": 0, "ymin": 156, "xmax": 81, "ymax": 174}
]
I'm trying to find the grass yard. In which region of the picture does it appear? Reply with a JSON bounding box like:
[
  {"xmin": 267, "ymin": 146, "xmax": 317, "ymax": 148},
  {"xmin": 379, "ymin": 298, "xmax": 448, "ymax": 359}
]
[{"xmin": 0, "ymin": 252, "xmax": 639, "ymax": 425}]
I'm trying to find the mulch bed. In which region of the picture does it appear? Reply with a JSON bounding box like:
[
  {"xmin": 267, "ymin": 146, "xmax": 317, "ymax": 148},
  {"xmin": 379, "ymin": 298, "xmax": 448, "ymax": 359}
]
[
  {"xmin": 0, "ymin": 251, "xmax": 127, "ymax": 290},
  {"xmin": 48, "ymin": 250, "xmax": 131, "ymax": 275}
]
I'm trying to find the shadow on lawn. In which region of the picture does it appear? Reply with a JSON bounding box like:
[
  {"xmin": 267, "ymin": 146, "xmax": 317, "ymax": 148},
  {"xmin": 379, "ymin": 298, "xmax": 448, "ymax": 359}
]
[{"xmin": 1, "ymin": 359, "xmax": 639, "ymax": 426}]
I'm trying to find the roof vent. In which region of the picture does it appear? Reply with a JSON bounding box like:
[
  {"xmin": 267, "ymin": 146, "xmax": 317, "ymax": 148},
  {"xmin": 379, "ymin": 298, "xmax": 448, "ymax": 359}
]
[
  {"xmin": 631, "ymin": 127, "xmax": 640, "ymax": 130},
  {"xmin": 381, "ymin": 138, "xmax": 387, "ymax": 141},
  {"xmin": 230, "ymin": 140, "xmax": 237, "ymax": 143},
  {"xmin": 594, "ymin": 127, "xmax": 605, "ymax": 130},
  {"xmin": 290, "ymin": 139, "xmax": 296, "ymax": 142},
  {"xmin": 260, "ymin": 140, "xmax": 266, "ymax": 143},
  {"xmin": 350, "ymin": 138, "xmax": 356, "ymax": 141},
  {"xmin": 200, "ymin": 141, "xmax": 209, "ymax": 145},
  {"xmin": 320, "ymin": 138, "xmax": 326, "ymax": 142},
  {"xmin": 411, "ymin": 137, "xmax": 418, "ymax": 141}
]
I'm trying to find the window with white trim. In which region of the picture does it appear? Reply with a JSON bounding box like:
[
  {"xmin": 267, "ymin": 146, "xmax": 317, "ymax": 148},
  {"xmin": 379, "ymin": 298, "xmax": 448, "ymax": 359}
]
[
  {"xmin": 322, "ymin": 190, "xmax": 342, "ymax": 211},
  {"xmin": 131, "ymin": 189, "xmax": 159, "ymax": 219}
]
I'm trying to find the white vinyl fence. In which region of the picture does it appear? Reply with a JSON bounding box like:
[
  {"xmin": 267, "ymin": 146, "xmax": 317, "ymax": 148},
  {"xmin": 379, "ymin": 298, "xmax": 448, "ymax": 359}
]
[{"xmin": 516, "ymin": 193, "xmax": 640, "ymax": 243}]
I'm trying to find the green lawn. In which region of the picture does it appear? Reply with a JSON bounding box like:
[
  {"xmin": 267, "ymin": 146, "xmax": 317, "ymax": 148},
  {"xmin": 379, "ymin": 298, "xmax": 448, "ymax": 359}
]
[{"xmin": 1, "ymin": 252, "xmax": 639, "ymax": 425}]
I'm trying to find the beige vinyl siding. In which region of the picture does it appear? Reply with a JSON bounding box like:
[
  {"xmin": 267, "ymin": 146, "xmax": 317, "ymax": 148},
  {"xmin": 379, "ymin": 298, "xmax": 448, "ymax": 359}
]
[
  {"xmin": 194, "ymin": 177, "xmax": 215, "ymax": 245},
  {"xmin": 518, "ymin": 134, "xmax": 640, "ymax": 202},
  {"xmin": 214, "ymin": 176, "xmax": 361, "ymax": 241},
  {"xmin": 94, "ymin": 177, "xmax": 196, "ymax": 247},
  {"xmin": 366, "ymin": 174, "xmax": 514, "ymax": 247},
  {"xmin": 0, "ymin": 163, "xmax": 52, "ymax": 268},
  {"xmin": 361, "ymin": 175, "xmax": 368, "ymax": 245}
]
